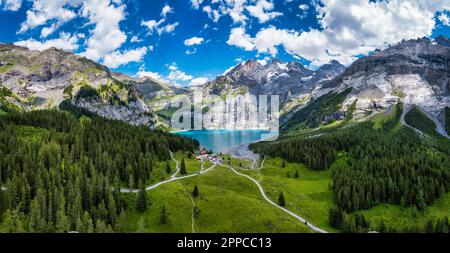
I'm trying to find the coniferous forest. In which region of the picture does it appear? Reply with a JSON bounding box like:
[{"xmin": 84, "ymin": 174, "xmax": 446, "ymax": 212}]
[
  {"xmin": 0, "ymin": 108, "xmax": 198, "ymax": 232},
  {"xmin": 251, "ymin": 104, "xmax": 450, "ymax": 232}
]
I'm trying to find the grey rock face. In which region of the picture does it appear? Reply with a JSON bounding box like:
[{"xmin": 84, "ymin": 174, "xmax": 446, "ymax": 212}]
[
  {"xmin": 196, "ymin": 58, "xmax": 346, "ymax": 129},
  {"xmin": 74, "ymin": 98, "xmax": 154, "ymax": 126},
  {"xmin": 0, "ymin": 44, "xmax": 155, "ymax": 127},
  {"xmin": 204, "ymin": 58, "xmax": 345, "ymax": 106},
  {"xmin": 327, "ymin": 37, "xmax": 450, "ymax": 122}
]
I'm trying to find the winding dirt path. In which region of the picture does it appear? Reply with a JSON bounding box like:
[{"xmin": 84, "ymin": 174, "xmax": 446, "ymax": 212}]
[
  {"xmin": 242, "ymin": 157, "xmax": 266, "ymax": 171},
  {"xmin": 401, "ymin": 105, "xmax": 449, "ymax": 139},
  {"xmin": 400, "ymin": 105, "xmax": 425, "ymax": 136},
  {"xmin": 220, "ymin": 162, "xmax": 328, "ymax": 233},
  {"xmin": 176, "ymin": 179, "xmax": 197, "ymax": 233},
  {"xmin": 119, "ymin": 150, "xmax": 328, "ymax": 233},
  {"xmin": 120, "ymin": 154, "xmax": 217, "ymax": 193},
  {"xmin": 169, "ymin": 151, "xmax": 180, "ymax": 179}
]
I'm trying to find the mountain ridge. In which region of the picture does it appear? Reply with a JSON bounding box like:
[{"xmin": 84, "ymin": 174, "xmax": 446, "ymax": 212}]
[
  {"xmin": 0, "ymin": 44, "xmax": 156, "ymax": 126},
  {"xmin": 282, "ymin": 36, "xmax": 450, "ymax": 133},
  {"xmin": 2, "ymin": 36, "xmax": 450, "ymax": 133}
]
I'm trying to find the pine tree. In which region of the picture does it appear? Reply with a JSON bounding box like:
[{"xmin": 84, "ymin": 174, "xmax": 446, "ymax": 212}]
[
  {"xmin": 128, "ymin": 174, "xmax": 134, "ymax": 190},
  {"xmin": 192, "ymin": 185, "xmax": 199, "ymax": 198},
  {"xmin": 417, "ymin": 190, "xmax": 426, "ymax": 211},
  {"xmin": 282, "ymin": 161, "xmax": 286, "ymax": 168},
  {"xmin": 378, "ymin": 220, "xmax": 386, "ymax": 233},
  {"xmin": 165, "ymin": 161, "xmax": 171, "ymax": 174},
  {"xmin": 28, "ymin": 198, "xmax": 44, "ymax": 232},
  {"xmin": 118, "ymin": 210, "xmax": 127, "ymax": 233},
  {"xmin": 2, "ymin": 209, "xmax": 25, "ymax": 233},
  {"xmin": 76, "ymin": 217, "xmax": 84, "ymax": 233},
  {"xmin": 82, "ymin": 211, "xmax": 94, "ymax": 233},
  {"xmin": 107, "ymin": 191, "xmax": 117, "ymax": 225},
  {"xmin": 136, "ymin": 183, "xmax": 148, "ymax": 213},
  {"xmin": 159, "ymin": 205, "xmax": 169, "ymax": 225},
  {"xmin": 95, "ymin": 219, "xmax": 113, "ymax": 233},
  {"xmin": 0, "ymin": 187, "xmax": 7, "ymax": 216},
  {"xmin": 443, "ymin": 216, "xmax": 449, "ymax": 233},
  {"xmin": 55, "ymin": 208, "xmax": 70, "ymax": 233},
  {"xmin": 278, "ymin": 192, "xmax": 286, "ymax": 207},
  {"xmin": 424, "ymin": 220, "xmax": 434, "ymax": 233},
  {"xmin": 295, "ymin": 170, "xmax": 299, "ymax": 178},
  {"xmin": 180, "ymin": 158, "xmax": 187, "ymax": 175}
]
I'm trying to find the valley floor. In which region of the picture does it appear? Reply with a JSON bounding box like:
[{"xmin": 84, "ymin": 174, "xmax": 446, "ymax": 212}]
[
  {"xmin": 116, "ymin": 150, "xmax": 450, "ymax": 233},
  {"xmin": 119, "ymin": 152, "xmax": 313, "ymax": 233}
]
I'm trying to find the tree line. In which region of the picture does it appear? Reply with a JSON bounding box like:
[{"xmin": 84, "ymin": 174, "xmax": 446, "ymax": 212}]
[
  {"xmin": 0, "ymin": 109, "xmax": 198, "ymax": 232},
  {"xmin": 252, "ymin": 104, "xmax": 450, "ymax": 231},
  {"xmin": 329, "ymin": 206, "xmax": 450, "ymax": 233}
]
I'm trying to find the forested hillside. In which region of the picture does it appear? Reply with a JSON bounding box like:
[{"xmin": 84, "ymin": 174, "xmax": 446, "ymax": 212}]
[
  {"xmin": 251, "ymin": 104, "xmax": 450, "ymax": 232},
  {"xmin": 0, "ymin": 109, "xmax": 198, "ymax": 232},
  {"xmin": 281, "ymin": 88, "xmax": 352, "ymax": 133},
  {"xmin": 405, "ymin": 107, "xmax": 438, "ymax": 137},
  {"xmin": 0, "ymin": 87, "xmax": 22, "ymax": 115}
]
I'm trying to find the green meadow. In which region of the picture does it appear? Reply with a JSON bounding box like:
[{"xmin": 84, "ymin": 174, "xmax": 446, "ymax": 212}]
[{"xmin": 121, "ymin": 165, "xmax": 311, "ymax": 233}]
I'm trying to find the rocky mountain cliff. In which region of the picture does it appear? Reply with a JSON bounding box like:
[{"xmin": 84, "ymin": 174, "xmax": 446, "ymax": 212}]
[
  {"xmin": 0, "ymin": 44, "xmax": 154, "ymax": 126},
  {"xmin": 204, "ymin": 58, "xmax": 345, "ymax": 104},
  {"xmin": 201, "ymin": 58, "xmax": 345, "ymax": 126},
  {"xmin": 2, "ymin": 36, "xmax": 450, "ymax": 133},
  {"xmin": 283, "ymin": 36, "xmax": 450, "ymax": 134},
  {"xmin": 330, "ymin": 37, "xmax": 449, "ymax": 121}
]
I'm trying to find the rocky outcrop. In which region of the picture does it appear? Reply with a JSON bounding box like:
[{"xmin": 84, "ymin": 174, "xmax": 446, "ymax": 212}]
[
  {"xmin": 322, "ymin": 37, "xmax": 450, "ymax": 119},
  {"xmin": 0, "ymin": 44, "xmax": 155, "ymax": 126},
  {"xmin": 204, "ymin": 58, "xmax": 345, "ymax": 106},
  {"xmin": 74, "ymin": 97, "xmax": 154, "ymax": 126}
]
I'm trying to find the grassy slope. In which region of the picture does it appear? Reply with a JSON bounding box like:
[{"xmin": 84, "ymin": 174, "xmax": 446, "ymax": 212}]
[
  {"xmin": 258, "ymin": 105, "xmax": 450, "ymax": 232},
  {"xmin": 282, "ymin": 88, "xmax": 352, "ymax": 133},
  {"xmin": 352, "ymin": 110, "xmax": 450, "ymax": 231},
  {"xmin": 356, "ymin": 192, "xmax": 450, "ymax": 231},
  {"xmin": 405, "ymin": 107, "xmax": 438, "ymax": 136},
  {"xmin": 122, "ymin": 165, "xmax": 311, "ymax": 233},
  {"xmin": 240, "ymin": 157, "xmax": 341, "ymax": 232},
  {"xmin": 0, "ymin": 87, "xmax": 23, "ymax": 113},
  {"xmin": 0, "ymin": 110, "xmax": 312, "ymax": 233},
  {"xmin": 4, "ymin": 103, "xmax": 448, "ymax": 233}
]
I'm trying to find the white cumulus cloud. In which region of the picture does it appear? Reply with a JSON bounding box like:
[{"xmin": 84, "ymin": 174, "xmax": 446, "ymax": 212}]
[
  {"xmin": 80, "ymin": 0, "xmax": 127, "ymax": 62},
  {"xmin": 246, "ymin": 0, "xmax": 282, "ymax": 23},
  {"xmin": 137, "ymin": 67, "xmax": 165, "ymax": 81},
  {"xmin": 15, "ymin": 32, "xmax": 81, "ymax": 51},
  {"xmin": 227, "ymin": 27, "xmax": 255, "ymax": 51},
  {"xmin": 1, "ymin": 0, "xmax": 22, "ymax": 11},
  {"xmin": 103, "ymin": 47, "xmax": 148, "ymax": 69},
  {"xmin": 161, "ymin": 4, "xmax": 173, "ymax": 18},
  {"xmin": 190, "ymin": 0, "xmax": 204, "ymax": 10},
  {"xmin": 141, "ymin": 4, "xmax": 178, "ymax": 36},
  {"xmin": 167, "ymin": 63, "xmax": 193, "ymax": 81},
  {"xmin": 184, "ymin": 36, "xmax": 205, "ymax": 46},
  {"xmin": 438, "ymin": 12, "xmax": 450, "ymax": 26},
  {"xmin": 203, "ymin": 5, "xmax": 222, "ymax": 22},
  {"xmin": 227, "ymin": 0, "xmax": 450, "ymax": 67},
  {"xmin": 189, "ymin": 77, "xmax": 209, "ymax": 86},
  {"xmin": 18, "ymin": 0, "xmax": 80, "ymax": 34}
]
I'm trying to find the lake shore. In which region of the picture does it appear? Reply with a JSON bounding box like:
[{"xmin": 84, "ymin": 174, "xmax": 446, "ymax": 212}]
[{"xmin": 224, "ymin": 143, "xmax": 260, "ymax": 167}]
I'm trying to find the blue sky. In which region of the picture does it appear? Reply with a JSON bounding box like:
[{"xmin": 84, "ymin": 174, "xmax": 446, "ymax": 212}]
[{"xmin": 1, "ymin": 0, "xmax": 450, "ymax": 86}]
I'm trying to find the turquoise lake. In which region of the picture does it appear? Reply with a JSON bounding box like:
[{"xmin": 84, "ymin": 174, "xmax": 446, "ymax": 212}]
[{"xmin": 174, "ymin": 130, "xmax": 278, "ymax": 153}]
